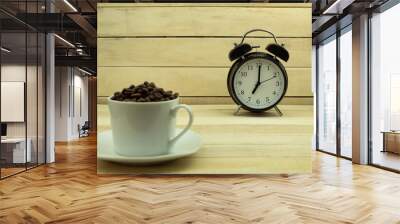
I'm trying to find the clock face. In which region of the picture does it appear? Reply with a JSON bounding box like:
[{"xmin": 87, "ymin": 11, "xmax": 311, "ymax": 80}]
[{"xmin": 232, "ymin": 57, "xmax": 287, "ymax": 110}]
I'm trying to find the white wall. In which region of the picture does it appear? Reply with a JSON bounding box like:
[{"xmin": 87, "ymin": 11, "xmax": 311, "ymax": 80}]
[
  {"xmin": 71, "ymin": 73, "xmax": 89, "ymax": 139},
  {"xmin": 1, "ymin": 65, "xmax": 26, "ymax": 82},
  {"xmin": 1, "ymin": 82, "xmax": 25, "ymax": 122},
  {"xmin": 1, "ymin": 64, "xmax": 32, "ymax": 138},
  {"xmin": 55, "ymin": 66, "xmax": 70, "ymax": 141},
  {"xmin": 1, "ymin": 65, "xmax": 26, "ymax": 141},
  {"xmin": 75, "ymin": 74, "xmax": 89, "ymax": 122},
  {"xmin": 55, "ymin": 67, "xmax": 89, "ymax": 141}
]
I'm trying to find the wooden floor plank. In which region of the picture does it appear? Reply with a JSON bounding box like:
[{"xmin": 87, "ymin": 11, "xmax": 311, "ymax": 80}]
[{"xmin": 1, "ymin": 107, "xmax": 400, "ymax": 223}]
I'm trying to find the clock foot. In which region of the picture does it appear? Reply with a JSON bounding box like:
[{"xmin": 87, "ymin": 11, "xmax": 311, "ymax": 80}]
[
  {"xmin": 274, "ymin": 106, "xmax": 283, "ymax": 116},
  {"xmin": 233, "ymin": 105, "xmax": 283, "ymax": 116},
  {"xmin": 234, "ymin": 105, "xmax": 242, "ymax": 115}
]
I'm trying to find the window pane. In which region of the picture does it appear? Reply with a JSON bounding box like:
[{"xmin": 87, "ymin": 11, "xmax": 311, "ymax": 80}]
[
  {"xmin": 371, "ymin": 4, "xmax": 400, "ymax": 171},
  {"xmin": 317, "ymin": 36, "xmax": 337, "ymax": 154},
  {"xmin": 340, "ymin": 27, "xmax": 352, "ymax": 158},
  {"xmin": 1, "ymin": 30, "xmax": 28, "ymax": 177},
  {"xmin": 27, "ymin": 30, "xmax": 38, "ymax": 169},
  {"xmin": 0, "ymin": 0, "xmax": 46, "ymax": 179},
  {"xmin": 38, "ymin": 32, "xmax": 46, "ymax": 165}
]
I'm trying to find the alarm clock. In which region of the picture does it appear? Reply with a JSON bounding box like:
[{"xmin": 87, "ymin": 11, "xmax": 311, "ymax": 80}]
[{"xmin": 227, "ymin": 29, "xmax": 290, "ymax": 113}]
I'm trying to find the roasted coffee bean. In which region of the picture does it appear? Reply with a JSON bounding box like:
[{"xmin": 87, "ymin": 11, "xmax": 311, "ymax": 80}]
[
  {"xmin": 154, "ymin": 92, "xmax": 163, "ymax": 99},
  {"xmin": 111, "ymin": 81, "xmax": 179, "ymax": 102},
  {"xmin": 122, "ymin": 88, "xmax": 132, "ymax": 95},
  {"xmin": 131, "ymin": 93, "xmax": 141, "ymax": 98}
]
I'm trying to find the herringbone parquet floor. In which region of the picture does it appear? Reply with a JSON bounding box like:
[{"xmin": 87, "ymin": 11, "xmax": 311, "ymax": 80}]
[{"xmin": 1, "ymin": 135, "xmax": 400, "ymax": 224}]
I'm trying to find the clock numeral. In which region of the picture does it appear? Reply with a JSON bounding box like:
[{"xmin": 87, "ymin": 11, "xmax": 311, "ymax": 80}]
[
  {"xmin": 267, "ymin": 65, "xmax": 270, "ymax": 70},
  {"xmin": 256, "ymin": 62, "xmax": 262, "ymax": 67},
  {"xmin": 248, "ymin": 65, "xmax": 253, "ymax": 70},
  {"xmin": 241, "ymin": 72, "xmax": 247, "ymax": 77},
  {"xmin": 237, "ymin": 81, "xmax": 242, "ymax": 86},
  {"xmin": 240, "ymin": 90, "xmax": 245, "ymax": 95},
  {"xmin": 256, "ymin": 99, "xmax": 260, "ymax": 104},
  {"xmin": 272, "ymin": 91, "xmax": 276, "ymax": 95},
  {"xmin": 266, "ymin": 97, "xmax": 270, "ymax": 102},
  {"xmin": 247, "ymin": 96, "xmax": 252, "ymax": 102},
  {"xmin": 276, "ymin": 81, "xmax": 280, "ymax": 86}
]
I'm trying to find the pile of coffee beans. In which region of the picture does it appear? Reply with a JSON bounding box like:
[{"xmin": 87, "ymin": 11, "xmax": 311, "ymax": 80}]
[{"xmin": 111, "ymin": 81, "xmax": 179, "ymax": 102}]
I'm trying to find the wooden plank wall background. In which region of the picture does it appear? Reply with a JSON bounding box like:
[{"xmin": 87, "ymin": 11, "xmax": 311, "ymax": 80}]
[{"xmin": 97, "ymin": 3, "xmax": 312, "ymax": 105}]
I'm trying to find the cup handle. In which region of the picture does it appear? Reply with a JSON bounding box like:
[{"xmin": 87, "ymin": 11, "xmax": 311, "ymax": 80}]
[{"xmin": 170, "ymin": 104, "xmax": 193, "ymax": 145}]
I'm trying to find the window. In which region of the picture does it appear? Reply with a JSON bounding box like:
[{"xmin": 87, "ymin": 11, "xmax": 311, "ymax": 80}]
[
  {"xmin": 0, "ymin": 1, "xmax": 47, "ymax": 179},
  {"xmin": 370, "ymin": 3, "xmax": 400, "ymax": 171},
  {"xmin": 317, "ymin": 35, "xmax": 337, "ymax": 154},
  {"xmin": 339, "ymin": 26, "xmax": 352, "ymax": 158}
]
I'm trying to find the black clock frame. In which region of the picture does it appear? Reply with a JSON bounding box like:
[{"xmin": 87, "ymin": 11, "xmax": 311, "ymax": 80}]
[{"xmin": 227, "ymin": 52, "xmax": 288, "ymax": 113}]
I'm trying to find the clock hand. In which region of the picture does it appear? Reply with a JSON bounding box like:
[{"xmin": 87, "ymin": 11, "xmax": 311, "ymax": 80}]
[
  {"xmin": 251, "ymin": 82, "xmax": 260, "ymax": 94},
  {"xmin": 252, "ymin": 75, "xmax": 277, "ymax": 94},
  {"xmin": 251, "ymin": 65, "xmax": 262, "ymax": 94},
  {"xmin": 260, "ymin": 75, "xmax": 277, "ymax": 84}
]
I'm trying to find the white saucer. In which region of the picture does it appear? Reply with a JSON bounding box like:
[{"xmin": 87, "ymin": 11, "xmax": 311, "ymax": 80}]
[{"xmin": 98, "ymin": 129, "xmax": 202, "ymax": 165}]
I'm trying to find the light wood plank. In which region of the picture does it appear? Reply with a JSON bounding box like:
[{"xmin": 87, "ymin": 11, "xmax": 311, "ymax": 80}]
[
  {"xmin": 97, "ymin": 3, "xmax": 312, "ymax": 103},
  {"xmin": 97, "ymin": 67, "xmax": 311, "ymax": 97},
  {"xmin": 98, "ymin": 38, "xmax": 311, "ymax": 68},
  {"xmin": 98, "ymin": 157, "xmax": 311, "ymax": 174},
  {"xmin": 98, "ymin": 104, "xmax": 313, "ymax": 128},
  {"xmin": 97, "ymin": 104, "xmax": 312, "ymax": 174},
  {"xmin": 97, "ymin": 96, "xmax": 314, "ymax": 105},
  {"xmin": 172, "ymin": 96, "xmax": 314, "ymax": 105},
  {"xmin": 3, "ymin": 133, "xmax": 400, "ymax": 223},
  {"xmin": 98, "ymin": 4, "xmax": 311, "ymax": 37},
  {"xmin": 98, "ymin": 3, "xmax": 312, "ymax": 8}
]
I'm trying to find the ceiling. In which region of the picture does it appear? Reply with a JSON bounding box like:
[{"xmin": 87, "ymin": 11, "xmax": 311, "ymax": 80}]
[{"xmin": 0, "ymin": 0, "xmax": 390, "ymax": 74}]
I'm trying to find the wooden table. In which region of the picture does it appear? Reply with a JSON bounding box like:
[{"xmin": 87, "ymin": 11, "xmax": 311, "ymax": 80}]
[
  {"xmin": 97, "ymin": 104, "xmax": 313, "ymax": 174},
  {"xmin": 382, "ymin": 131, "xmax": 400, "ymax": 154},
  {"xmin": 1, "ymin": 138, "xmax": 32, "ymax": 167}
]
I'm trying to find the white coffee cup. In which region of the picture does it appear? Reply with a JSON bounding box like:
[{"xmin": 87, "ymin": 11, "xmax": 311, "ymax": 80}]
[{"xmin": 108, "ymin": 97, "xmax": 193, "ymax": 157}]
